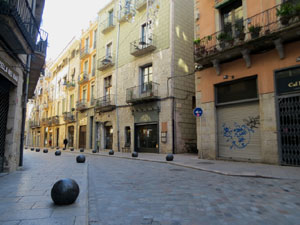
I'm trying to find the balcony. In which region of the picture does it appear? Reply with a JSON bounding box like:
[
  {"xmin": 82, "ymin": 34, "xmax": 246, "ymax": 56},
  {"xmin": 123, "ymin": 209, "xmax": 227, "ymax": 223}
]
[
  {"xmin": 101, "ymin": 19, "xmax": 115, "ymax": 34},
  {"xmin": 63, "ymin": 112, "xmax": 76, "ymax": 123},
  {"xmin": 135, "ymin": 0, "xmax": 154, "ymax": 11},
  {"xmin": 126, "ymin": 82, "xmax": 160, "ymax": 104},
  {"xmin": 80, "ymin": 47, "xmax": 90, "ymax": 59},
  {"xmin": 41, "ymin": 118, "xmax": 48, "ymax": 126},
  {"xmin": 97, "ymin": 55, "xmax": 115, "ymax": 71},
  {"xmin": 130, "ymin": 34, "xmax": 156, "ymax": 57},
  {"xmin": 78, "ymin": 73, "xmax": 89, "ymax": 84},
  {"xmin": 52, "ymin": 116, "xmax": 59, "ymax": 125},
  {"xmin": 29, "ymin": 120, "xmax": 40, "ymax": 128},
  {"xmin": 47, "ymin": 117, "xmax": 53, "ymax": 126},
  {"xmin": 94, "ymin": 94, "xmax": 116, "ymax": 112},
  {"xmin": 66, "ymin": 80, "xmax": 76, "ymax": 90},
  {"xmin": 76, "ymin": 99, "xmax": 88, "ymax": 111},
  {"xmin": 194, "ymin": 2, "xmax": 300, "ymax": 74}
]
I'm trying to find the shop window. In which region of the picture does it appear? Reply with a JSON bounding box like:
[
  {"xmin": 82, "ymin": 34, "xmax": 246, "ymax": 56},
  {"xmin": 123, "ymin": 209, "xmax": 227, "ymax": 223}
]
[{"xmin": 216, "ymin": 76, "xmax": 258, "ymax": 104}]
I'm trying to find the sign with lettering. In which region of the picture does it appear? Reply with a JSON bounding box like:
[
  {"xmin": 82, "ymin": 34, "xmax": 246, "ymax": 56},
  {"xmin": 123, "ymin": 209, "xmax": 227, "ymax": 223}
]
[
  {"xmin": 0, "ymin": 57, "xmax": 18, "ymax": 86},
  {"xmin": 276, "ymin": 68, "xmax": 300, "ymax": 95}
]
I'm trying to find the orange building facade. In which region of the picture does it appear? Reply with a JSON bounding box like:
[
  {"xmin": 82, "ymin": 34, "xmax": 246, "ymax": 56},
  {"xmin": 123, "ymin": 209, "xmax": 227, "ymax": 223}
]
[{"xmin": 194, "ymin": 0, "xmax": 300, "ymax": 165}]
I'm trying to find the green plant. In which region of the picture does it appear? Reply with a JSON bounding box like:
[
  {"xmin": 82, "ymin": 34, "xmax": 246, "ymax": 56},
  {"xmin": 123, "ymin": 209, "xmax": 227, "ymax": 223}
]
[
  {"xmin": 294, "ymin": 1, "xmax": 300, "ymax": 18},
  {"xmin": 276, "ymin": 2, "xmax": 294, "ymax": 17},
  {"xmin": 248, "ymin": 25, "xmax": 262, "ymax": 33},
  {"xmin": 193, "ymin": 38, "xmax": 201, "ymax": 45}
]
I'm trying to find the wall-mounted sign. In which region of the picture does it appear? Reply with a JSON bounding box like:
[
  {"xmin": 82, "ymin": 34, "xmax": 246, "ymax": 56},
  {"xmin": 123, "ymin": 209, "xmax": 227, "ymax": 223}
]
[
  {"xmin": 193, "ymin": 107, "xmax": 203, "ymax": 117},
  {"xmin": 276, "ymin": 68, "xmax": 300, "ymax": 95},
  {"xmin": 0, "ymin": 56, "xmax": 18, "ymax": 86}
]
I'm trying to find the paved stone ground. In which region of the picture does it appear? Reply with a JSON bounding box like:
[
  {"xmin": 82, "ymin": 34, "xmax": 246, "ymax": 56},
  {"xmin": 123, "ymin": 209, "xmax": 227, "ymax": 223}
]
[
  {"xmin": 0, "ymin": 150, "xmax": 88, "ymax": 225},
  {"xmin": 88, "ymin": 156, "xmax": 300, "ymax": 225}
]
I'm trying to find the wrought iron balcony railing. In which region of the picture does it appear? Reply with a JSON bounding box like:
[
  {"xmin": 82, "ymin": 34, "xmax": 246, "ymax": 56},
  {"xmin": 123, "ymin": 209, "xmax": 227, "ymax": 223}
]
[
  {"xmin": 97, "ymin": 55, "xmax": 115, "ymax": 71},
  {"xmin": 41, "ymin": 118, "xmax": 48, "ymax": 126},
  {"xmin": 130, "ymin": 34, "xmax": 156, "ymax": 57},
  {"xmin": 29, "ymin": 120, "xmax": 40, "ymax": 128},
  {"xmin": 76, "ymin": 99, "xmax": 88, "ymax": 111},
  {"xmin": 65, "ymin": 80, "xmax": 76, "ymax": 89},
  {"xmin": 101, "ymin": 18, "xmax": 116, "ymax": 34},
  {"xmin": 52, "ymin": 116, "xmax": 59, "ymax": 125},
  {"xmin": 78, "ymin": 73, "xmax": 89, "ymax": 84},
  {"xmin": 63, "ymin": 112, "xmax": 76, "ymax": 123},
  {"xmin": 194, "ymin": 2, "xmax": 300, "ymax": 64},
  {"xmin": 0, "ymin": 0, "xmax": 48, "ymax": 53},
  {"xmin": 94, "ymin": 94, "xmax": 116, "ymax": 112},
  {"xmin": 126, "ymin": 82, "xmax": 160, "ymax": 104},
  {"xmin": 135, "ymin": 0, "xmax": 154, "ymax": 11},
  {"xmin": 80, "ymin": 47, "xmax": 90, "ymax": 58}
]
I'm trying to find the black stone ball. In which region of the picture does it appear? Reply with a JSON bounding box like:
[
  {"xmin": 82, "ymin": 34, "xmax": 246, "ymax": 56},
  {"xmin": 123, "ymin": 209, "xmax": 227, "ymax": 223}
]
[
  {"xmin": 43, "ymin": 149, "xmax": 48, "ymax": 153},
  {"xmin": 31, "ymin": 148, "xmax": 34, "ymax": 151},
  {"xmin": 25, "ymin": 147, "xmax": 28, "ymax": 150},
  {"xmin": 109, "ymin": 150, "xmax": 114, "ymax": 155},
  {"xmin": 92, "ymin": 150, "xmax": 97, "ymax": 153},
  {"xmin": 80, "ymin": 148, "xmax": 84, "ymax": 152},
  {"xmin": 55, "ymin": 150, "xmax": 61, "ymax": 156},
  {"xmin": 35, "ymin": 148, "xmax": 40, "ymax": 152},
  {"xmin": 63, "ymin": 148, "xmax": 66, "ymax": 151},
  {"xmin": 70, "ymin": 148, "xmax": 74, "ymax": 151},
  {"xmin": 51, "ymin": 178, "xmax": 80, "ymax": 205},
  {"xmin": 166, "ymin": 154, "xmax": 174, "ymax": 161},
  {"xmin": 76, "ymin": 155, "xmax": 86, "ymax": 163},
  {"xmin": 132, "ymin": 152, "xmax": 138, "ymax": 158}
]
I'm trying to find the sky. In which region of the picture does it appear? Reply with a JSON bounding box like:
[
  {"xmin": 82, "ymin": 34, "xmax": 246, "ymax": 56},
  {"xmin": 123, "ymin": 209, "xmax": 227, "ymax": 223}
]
[{"xmin": 42, "ymin": 0, "xmax": 112, "ymax": 61}]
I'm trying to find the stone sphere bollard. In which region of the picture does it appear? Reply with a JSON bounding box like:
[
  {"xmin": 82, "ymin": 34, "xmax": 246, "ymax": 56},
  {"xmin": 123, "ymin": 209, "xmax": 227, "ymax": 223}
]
[
  {"xmin": 63, "ymin": 148, "xmax": 66, "ymax": 151},
  {"xmin": 51, "ymin": 178, "xmax": 80, "ymax": 205},
  {"xmin": 35, "ymin": 148, "xmax": 40, "ymax": 152},
  {"xmin": 92, "ymin": 149, "xmax": 97, "ymax": 153},
  {"xmin": 25, "ymin": 147, "xmax": 28, "ymax": 150},
  {"xmin": 31, "ymin": 148, "xmax": 34, "ymax": 151},
  {"xmin": 55, "ymin": 150, "xmax": 61, "ymax": 156},
  {"xmin": 132, "ymin": 152, "xmax": 138, "ymax": 158},
  {"xmin": 43, "ymin": 149, "xmax": 48, "ymax": 153},
  {"xmin": 70, "ymin": 148, "xmax": 74, "ymax": 151},
  {"xmin": 109, "ymin": 150, "xmax": 114, "ymax": 155},
  {"xmin": 76, "ymin": 155, "xmax": 86, "ymax": 163},
  {"xmin": 166, "ymin": 154, "xmax": 174, "ymax": 161},
  {"xmin": 80, "ymin": 148, "xmax": 84, "ymax": 152}
]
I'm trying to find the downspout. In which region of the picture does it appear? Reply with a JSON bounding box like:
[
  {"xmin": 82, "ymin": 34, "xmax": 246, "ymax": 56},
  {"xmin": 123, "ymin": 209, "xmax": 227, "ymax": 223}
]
[
  {"xmin": 19, "ymin": 54, "xmax": 31, "ymax": 167},
  {"xmin": 170, "ymin": 0, "xmax": 175, "ymax": 154}
]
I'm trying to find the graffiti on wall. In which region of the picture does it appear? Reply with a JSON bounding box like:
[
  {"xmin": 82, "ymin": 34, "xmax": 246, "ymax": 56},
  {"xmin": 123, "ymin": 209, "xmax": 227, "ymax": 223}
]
[{"xmin": 222, "ymin": 116, "xmax": 260, "ymax": 150}]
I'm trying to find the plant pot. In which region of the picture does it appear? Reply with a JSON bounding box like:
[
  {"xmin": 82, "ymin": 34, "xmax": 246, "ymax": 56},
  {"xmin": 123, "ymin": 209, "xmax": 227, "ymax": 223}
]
[
  {"xmin": 250, "ymin": 32, "xmax": 260, "ymax": 39},
  {"xmin": 280, "ymin": 16, "xmax": 291, "ymax": 26}
]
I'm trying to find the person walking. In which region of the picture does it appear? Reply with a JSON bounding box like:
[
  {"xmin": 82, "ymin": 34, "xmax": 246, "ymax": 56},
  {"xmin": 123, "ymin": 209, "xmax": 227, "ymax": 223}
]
[{"xmin": 63, "ymin": 138, "xmax": 68, "ymax": 149}]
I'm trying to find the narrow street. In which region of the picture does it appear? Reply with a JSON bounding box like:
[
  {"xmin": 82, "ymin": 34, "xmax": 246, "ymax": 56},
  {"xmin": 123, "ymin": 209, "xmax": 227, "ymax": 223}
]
[{"xmin": 0, "ymin": 150, "xmax": 300, "ymax": 225}]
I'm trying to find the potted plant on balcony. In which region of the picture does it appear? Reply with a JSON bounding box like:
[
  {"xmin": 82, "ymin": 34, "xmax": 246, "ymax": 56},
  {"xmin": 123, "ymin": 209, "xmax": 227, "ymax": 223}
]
[
  {"xmin": 276, "ymin": 2, "xmax": 294, "ymax": 25},
  {"xmin": 248, "ymin": 25, "xmax": 262, "ymax": 39},
  {"xmin": 294, "ymin": 1, "xmax": 300, "ymax": 21},
  {"xmin": 194, "ymin": 38, "xmax": 207, "ymax": 57},
  {"xmin": 235, "ymin": 24, "xmax": 246, "ymax": 41},
  {"xmin": 217, "ymin": 32, "xmax": 233, "ymax": 49}
]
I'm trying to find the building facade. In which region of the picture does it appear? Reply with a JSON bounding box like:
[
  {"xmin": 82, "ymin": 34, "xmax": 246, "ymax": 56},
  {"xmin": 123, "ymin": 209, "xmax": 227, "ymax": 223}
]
[
  {"xmin": 95, "ymin": 0, "xmax": 196, "ymax": 154},
  {"xmin": 0, "ymin": 0, "xmax": 47, "ymax": 172},
  {"xmin": 194, "ymin": 0, "xmax": 300, "ymax": 165}
]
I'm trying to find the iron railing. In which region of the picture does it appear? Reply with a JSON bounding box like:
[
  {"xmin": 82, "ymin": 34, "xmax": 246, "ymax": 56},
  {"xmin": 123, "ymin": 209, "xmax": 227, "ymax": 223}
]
[
  {"xmin": 97, "ymin": 55, "xmax": 115, "ymax": 71},
  {"xmin": 52, "ymin": 116, "xmax": 59, "ymax": 125},
  {"xmin": 194, "ymin": 2, "xmax": 300, "ymax": 59},
  {"xmin": 0, "ymin": 0, "xmax": 48, "ymax": 53},
  {"xmin": 80, "ymin": 47, "xmax": 90, "ymax": 58},
  {"xmin": 63, "ymin": 112, "xmax": 76, "ymax": 123},
  {"xmin": 126, "ymin": 82, "xmax": 159, "ymax": 103},
  {"xmin": 66, "ymin": 80, "xmax": 76, "ymax": 89},
  {"xmin": 130, "ymin": 34, "xmax": 156, "ymax": 56},
  {"xmin": 76, "ymin": 99, "xmax": 87, "ymax": 111},
  {"xmin": 101, "ymin": 18, "xmax": 116, "ymax": 33},
  {"xmin": 95, "ymin": 94, "xmax": 115, "ymax": 111},
  {"xmin": 29, "ymin": 120, "xmax": 40, "ymax": 128},
  {"xmin": 78, "ymin": 73, "xmax": 89, "ymax": 84}
]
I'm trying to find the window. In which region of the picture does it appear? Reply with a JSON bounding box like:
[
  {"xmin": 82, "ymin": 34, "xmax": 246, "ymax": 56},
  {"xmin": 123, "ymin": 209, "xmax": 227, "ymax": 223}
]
[
  {"xmin": 91, "ymin": 84, "xmax": 95, "ymax": 100},
  {"xmin": 85, "ymin": 37, "xmax": 89, "ymax": 52},
  {"xmin": 106, "ymin": 42, "xmax": 112, "ymax": 58},
  {"xmin": 125, "ymin": 126, "xmax": 131, "ymax": 147},
  {"xmin": 62, "ymin": 99, "xmax": 65, "ymax": 113},
  {"xmin": 83, "ymin": 88, "xmax": 87, "ymax": 101},
  {"xmin": 108, "ymin": 10, "xmax": 114, "ymax": 26},
  {"xmin": 70, "ymin": 94, "xmax": 74, "ymax": 110},
  {"xmin": 92, "ymin": 55, "xmax": 96, "ymax": 76},
  {"xmin": 84, "ymin": 61, "xmax": 88, "ymax": 75},
  {"xmin": 141, "ymin": 21, "xmax": 152, "ymax": 44},
  {"xmin": 93, "ymin": 29, "xmax": 97, "ymax": 49},
  {"xmin": 104, "ymin": 76, "xmax": 112, "ymax": 96},
  {"xmin": 141, "ymin": 65, "xmax": 153, "ymax": 92},
  {"xmin": 57, "ymin": 101, "xmax": 60, "ymax": 115},
  {"xmin": 216, "ymin": 76, "xmax": 258, "ymax": 104},
  {"xmin": 220, "ymin": 1, "xmax": 243, "ymax": 37}
]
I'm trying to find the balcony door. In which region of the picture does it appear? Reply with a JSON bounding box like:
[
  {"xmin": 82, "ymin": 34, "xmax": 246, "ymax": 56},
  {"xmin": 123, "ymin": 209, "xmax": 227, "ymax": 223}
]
[
  {"xmin": 141, "ymin": 65, "xmax": 153, "ymax": 93},
  {"xmin": 141, "ymin": 20, "xmax": 152, "ymax": 45}
]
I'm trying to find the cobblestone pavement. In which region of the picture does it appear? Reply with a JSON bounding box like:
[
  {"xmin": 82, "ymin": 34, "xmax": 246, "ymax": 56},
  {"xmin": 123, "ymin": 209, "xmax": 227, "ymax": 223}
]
[
  {"xmin": 0, "ymin": 150, "xmax": 88, "ymax": 225},
  {"xmin": 88, "ymin": 156, "xmax": 300, "ymax": 225}
]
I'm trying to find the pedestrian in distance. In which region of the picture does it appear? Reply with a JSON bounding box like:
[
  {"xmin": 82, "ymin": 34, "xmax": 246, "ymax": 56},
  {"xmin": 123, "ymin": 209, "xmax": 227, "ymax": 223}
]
[{"xmin": 63, "ymin": 138, "xmax": 68, "ymax": 149}]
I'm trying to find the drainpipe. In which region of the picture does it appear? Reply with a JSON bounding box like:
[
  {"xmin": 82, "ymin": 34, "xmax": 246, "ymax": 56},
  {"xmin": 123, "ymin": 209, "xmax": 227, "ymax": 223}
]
[{"xmin": 19, "ymin": 54, "xmax": 31, "ymax": 167}]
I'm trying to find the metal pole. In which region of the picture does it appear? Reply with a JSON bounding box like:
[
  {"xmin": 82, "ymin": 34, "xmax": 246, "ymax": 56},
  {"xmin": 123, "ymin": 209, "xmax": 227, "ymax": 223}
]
[
  {"xmin": 19, "ymin": 54, "xmax": 31, "ymax": 167},
  {"xmin": 114, "ymin": 0, "xmax": 122, "ymax": 152}
]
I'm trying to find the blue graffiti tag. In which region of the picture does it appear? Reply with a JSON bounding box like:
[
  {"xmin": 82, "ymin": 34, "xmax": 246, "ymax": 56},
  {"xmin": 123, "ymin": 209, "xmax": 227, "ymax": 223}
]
[{"xmin": 222, "ymin": 122, "xmax": 255, "ymax": 150}]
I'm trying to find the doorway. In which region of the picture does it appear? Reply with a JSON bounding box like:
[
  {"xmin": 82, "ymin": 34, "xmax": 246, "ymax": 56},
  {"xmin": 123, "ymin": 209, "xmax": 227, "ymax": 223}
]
[
  {"xmin": 135, "ymin": 124, "xmax": 158, "ymax": 153},
  {"xmin": 104, "ymin": 122, "xmax": 113, "ymax": 149},
  {"xmin": 79, "ymin": 125, "xmax": 87, "ymax": 149},
  {"xmin": 68, "ymin": 126, "xmax": 74, "ymax": 147}
]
